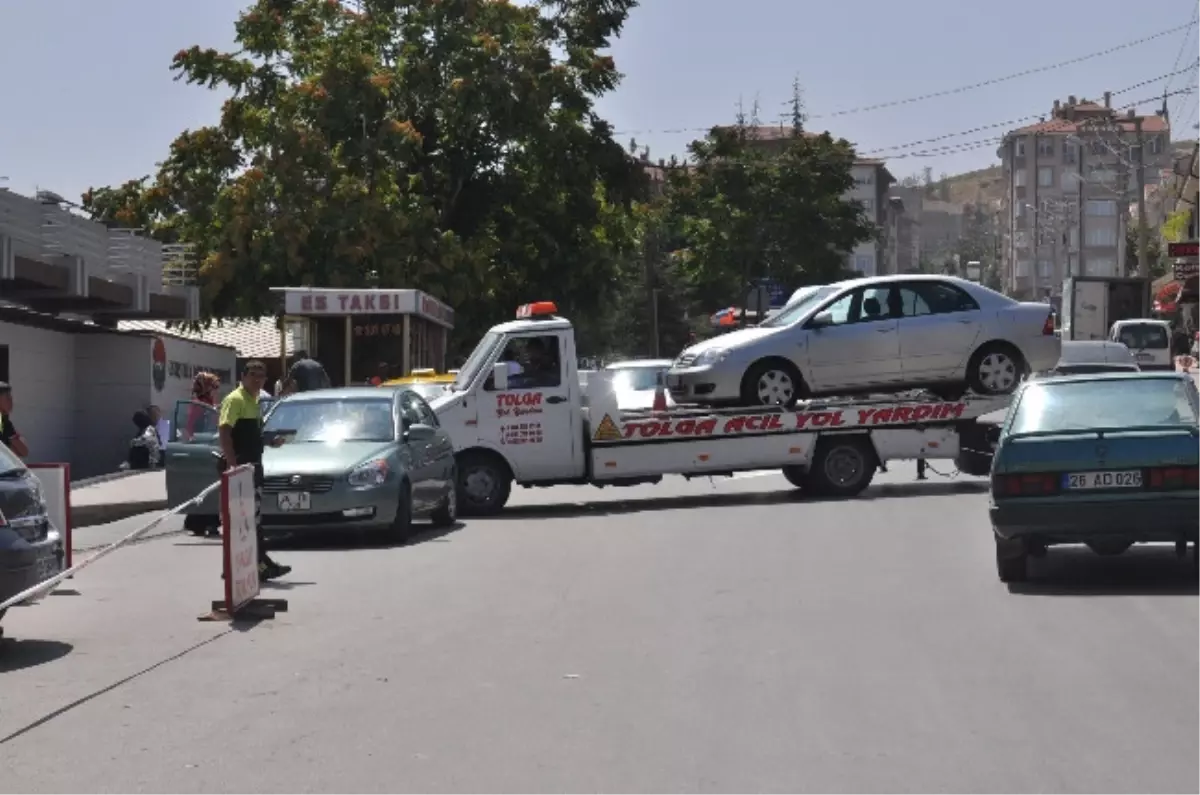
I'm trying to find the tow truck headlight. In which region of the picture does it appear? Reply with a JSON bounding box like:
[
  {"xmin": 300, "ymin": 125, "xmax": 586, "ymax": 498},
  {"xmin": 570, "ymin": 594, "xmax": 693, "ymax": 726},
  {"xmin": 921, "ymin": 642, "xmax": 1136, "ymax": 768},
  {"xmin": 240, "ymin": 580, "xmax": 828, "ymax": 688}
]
[
  {"xmin": 693, "ymin": 348, "xmax": 730, "ymax": 366},
  {"xmin": 348, "ymin": 459, "xmax": 390, "ymax": 488}
]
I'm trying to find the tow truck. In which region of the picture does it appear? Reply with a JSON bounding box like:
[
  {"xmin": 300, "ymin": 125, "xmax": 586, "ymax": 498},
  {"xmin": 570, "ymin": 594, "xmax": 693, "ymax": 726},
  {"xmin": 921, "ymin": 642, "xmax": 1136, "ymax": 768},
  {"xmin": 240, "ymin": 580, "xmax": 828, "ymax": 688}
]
[{"xmin": 433, "ymin": 302, "xmax": 1009, "ymax": 515}]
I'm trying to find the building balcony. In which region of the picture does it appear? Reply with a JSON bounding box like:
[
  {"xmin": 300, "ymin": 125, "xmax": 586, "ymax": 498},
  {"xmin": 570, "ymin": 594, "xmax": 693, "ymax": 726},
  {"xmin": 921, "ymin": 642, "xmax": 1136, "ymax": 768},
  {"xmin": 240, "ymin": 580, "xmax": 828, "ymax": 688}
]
[{"xmin": 0, "ymin": 189, "xmax": 196, "ymax": 320}]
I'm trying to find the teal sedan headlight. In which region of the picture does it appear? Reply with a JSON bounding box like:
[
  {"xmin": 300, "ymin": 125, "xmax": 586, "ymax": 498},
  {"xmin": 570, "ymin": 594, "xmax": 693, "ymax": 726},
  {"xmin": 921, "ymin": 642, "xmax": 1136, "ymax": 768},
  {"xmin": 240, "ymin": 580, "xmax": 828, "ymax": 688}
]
[{"xmin": 348, "ymin": 459, "xmax": 390, "ymax": 488}]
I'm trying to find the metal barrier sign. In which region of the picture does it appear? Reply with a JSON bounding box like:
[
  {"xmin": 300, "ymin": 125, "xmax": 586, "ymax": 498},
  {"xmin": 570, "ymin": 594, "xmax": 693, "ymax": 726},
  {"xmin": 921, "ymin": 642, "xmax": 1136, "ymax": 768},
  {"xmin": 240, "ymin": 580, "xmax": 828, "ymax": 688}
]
[
  {"xmin": 220, "ymin": 465, "xmax": 259, "ymax": 612},
  {"xmin": 28, "ymin": 462, "xmax": 72, "ymax": 569}
]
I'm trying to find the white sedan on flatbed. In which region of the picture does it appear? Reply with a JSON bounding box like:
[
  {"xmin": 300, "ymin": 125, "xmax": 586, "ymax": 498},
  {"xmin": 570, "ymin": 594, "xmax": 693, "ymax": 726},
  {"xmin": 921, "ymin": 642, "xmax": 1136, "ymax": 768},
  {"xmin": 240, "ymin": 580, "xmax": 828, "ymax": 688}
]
[{"xmin": 668, "ymin": 275, "xmax": 1060, "ymax": 406}]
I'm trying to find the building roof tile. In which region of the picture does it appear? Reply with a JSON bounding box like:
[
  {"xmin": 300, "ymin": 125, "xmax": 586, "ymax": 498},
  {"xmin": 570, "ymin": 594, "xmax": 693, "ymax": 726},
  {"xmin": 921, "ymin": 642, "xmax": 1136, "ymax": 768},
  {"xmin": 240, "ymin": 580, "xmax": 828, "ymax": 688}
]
[{"xmin": 117, "ymin": 317, "xmax": 291, "ymax": 359}]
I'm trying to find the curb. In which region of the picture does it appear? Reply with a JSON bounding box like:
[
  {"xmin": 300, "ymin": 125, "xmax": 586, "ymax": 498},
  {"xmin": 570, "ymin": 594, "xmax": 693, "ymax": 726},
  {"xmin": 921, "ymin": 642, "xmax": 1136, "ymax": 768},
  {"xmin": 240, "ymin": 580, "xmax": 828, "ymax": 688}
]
[
  {"xmin": 71, "ymin": 470, "xmax": 145, "ymax": 489},
  {"xmin": 73, "ymin": 500, "xmax": 169, "ymax": 529}
]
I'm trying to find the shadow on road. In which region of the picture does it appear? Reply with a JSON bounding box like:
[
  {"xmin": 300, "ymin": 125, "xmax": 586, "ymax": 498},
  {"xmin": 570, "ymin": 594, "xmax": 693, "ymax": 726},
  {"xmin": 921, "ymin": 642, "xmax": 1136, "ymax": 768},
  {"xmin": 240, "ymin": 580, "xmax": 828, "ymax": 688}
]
[
  {"xmin": 0, "ymin": 638, "xmax": 73, "ymax": 673},
  {"xmin": 0, "ymin": 630, "xmax": 233, "ymax": 746},
  {"xmin": 482, "ymin": 480, "xmax": 989, "ymax": 521},
  {"xmin": 1009, "ymin": 546, "xmax": 1199, "ymax": 597},
  {"xmin": 267, "ymin": 521, "xmax": 465, "ymax": 552}
]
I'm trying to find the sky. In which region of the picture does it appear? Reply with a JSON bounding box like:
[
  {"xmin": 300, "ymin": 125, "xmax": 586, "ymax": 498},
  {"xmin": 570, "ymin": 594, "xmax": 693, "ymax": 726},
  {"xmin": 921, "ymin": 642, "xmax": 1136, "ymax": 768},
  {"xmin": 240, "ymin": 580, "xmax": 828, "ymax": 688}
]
[{"xmin": 1, "ymin": 0, "xmax": 1197, "ymax": 203}]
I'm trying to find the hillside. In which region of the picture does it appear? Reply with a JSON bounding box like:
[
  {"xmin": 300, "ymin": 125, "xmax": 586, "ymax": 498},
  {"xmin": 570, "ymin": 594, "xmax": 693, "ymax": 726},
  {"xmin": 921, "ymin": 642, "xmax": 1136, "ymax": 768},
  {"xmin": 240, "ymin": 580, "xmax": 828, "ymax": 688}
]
[{"xmin": 924, "ymin": 139, "xmax": 1197, "ymax": 208}]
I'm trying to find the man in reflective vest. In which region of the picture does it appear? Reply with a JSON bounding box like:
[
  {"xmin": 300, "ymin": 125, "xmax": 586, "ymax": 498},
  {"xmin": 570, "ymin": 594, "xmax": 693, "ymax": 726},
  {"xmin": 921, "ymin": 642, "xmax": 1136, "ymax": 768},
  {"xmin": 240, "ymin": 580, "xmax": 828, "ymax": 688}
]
[{"xmin": 218, "ymin": 361, "xmax": 291, "ymax": 581}]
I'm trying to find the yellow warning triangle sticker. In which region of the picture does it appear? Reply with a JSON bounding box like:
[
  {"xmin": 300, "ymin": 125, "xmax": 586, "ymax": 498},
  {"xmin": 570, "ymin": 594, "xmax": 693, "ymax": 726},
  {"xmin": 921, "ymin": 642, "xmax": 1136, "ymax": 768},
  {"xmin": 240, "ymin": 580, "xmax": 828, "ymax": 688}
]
[{"xmin": 593, "ymin": 414, "xmax": 621, "ymax": 442}]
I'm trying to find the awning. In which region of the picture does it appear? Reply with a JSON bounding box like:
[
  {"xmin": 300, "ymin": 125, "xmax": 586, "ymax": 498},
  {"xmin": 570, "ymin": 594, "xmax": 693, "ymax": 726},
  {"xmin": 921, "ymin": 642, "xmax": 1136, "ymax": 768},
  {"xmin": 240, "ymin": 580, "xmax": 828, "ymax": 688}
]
[{"xmin": 1154, "ymin": 281, "xmax": 1183, "ymax": 313}]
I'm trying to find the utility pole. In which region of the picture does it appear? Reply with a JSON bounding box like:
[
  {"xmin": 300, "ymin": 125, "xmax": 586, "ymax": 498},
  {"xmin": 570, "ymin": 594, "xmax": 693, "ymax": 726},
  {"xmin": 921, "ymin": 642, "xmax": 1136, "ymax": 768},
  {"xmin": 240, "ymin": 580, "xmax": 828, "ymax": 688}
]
[
  {"xmin": 1077, "ymin": 132, "xmax": 1086, "ymax": 278},
  {"xmin": 1133, "ymin": 115, "xmax": 1150, "ymax": 279},
  {"xmin": 643, "ymin": 221, "xmax": 661, "ymax": 358}
]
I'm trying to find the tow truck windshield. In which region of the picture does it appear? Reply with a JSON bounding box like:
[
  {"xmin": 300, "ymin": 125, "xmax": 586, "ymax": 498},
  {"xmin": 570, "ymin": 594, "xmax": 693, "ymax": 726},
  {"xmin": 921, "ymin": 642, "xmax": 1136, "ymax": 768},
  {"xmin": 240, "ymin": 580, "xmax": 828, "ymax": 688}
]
[{"xmin": 452, "ymin": 331, "xmax": 503, "ymax": 391}]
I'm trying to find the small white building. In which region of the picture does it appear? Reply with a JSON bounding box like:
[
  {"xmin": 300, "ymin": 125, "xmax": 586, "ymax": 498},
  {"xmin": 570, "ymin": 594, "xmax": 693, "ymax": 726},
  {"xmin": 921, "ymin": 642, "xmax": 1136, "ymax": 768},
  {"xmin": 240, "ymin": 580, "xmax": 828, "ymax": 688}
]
[{"xmin": 1, "ymin": 306, "xmax": 236, "ymax": 478}]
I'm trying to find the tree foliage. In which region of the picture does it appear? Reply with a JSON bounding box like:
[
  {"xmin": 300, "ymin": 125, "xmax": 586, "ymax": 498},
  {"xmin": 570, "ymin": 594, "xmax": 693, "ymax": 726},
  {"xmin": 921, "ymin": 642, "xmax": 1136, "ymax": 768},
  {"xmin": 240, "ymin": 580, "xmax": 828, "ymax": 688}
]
[
  {"xmin": 82, "ymin": 0, "xmax": 642, "ymax": 349},
  {"xmin": 662, "ymin": 119, "xmax": 875, "ymax": 313},
  {"xmin": 81, "ymin": 2, "xmax": 890, "ymax": 359}
]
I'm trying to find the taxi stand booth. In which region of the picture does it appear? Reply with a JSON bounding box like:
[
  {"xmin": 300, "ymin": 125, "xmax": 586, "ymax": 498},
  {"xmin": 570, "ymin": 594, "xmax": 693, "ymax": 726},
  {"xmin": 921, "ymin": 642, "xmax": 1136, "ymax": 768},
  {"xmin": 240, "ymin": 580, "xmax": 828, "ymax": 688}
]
[{"xmin": 270, "ymin": 287, "xmax": 455, "ymax": 385}]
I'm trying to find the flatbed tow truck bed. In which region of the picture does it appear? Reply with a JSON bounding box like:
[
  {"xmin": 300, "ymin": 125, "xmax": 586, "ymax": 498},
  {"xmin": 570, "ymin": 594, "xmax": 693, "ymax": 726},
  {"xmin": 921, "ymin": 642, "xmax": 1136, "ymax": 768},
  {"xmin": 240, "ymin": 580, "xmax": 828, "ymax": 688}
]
[{"xmin": 580, "ymin": 383, "xmax": 1007, "ymax": 496}]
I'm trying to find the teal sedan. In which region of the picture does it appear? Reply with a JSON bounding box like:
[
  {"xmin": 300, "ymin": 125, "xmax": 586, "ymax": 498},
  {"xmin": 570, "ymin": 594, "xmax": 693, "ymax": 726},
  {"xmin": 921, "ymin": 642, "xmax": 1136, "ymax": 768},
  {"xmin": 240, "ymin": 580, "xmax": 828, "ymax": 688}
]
[
  {"xmin": 989, "ymin": 372, "xmax": 1199, "ymax": 583},
  {"xmin": 167, "ymin": 387, "xmax": 456, "ymax": 542}
]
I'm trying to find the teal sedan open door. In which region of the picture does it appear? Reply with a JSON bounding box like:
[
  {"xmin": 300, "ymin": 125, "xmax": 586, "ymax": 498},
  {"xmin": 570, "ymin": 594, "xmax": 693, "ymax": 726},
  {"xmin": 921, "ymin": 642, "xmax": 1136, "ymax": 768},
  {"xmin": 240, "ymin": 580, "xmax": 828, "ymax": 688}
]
[{"xmin": 165, "ymin": 400, "xmax": 222, "ymax": 526}]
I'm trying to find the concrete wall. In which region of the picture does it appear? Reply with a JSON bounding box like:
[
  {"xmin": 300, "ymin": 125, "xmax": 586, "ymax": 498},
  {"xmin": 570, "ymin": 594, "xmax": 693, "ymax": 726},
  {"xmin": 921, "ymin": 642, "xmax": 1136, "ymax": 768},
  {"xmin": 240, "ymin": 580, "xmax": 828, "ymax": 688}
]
[
  {"xmin": 0, "ymin": 321, "xmax": 239, "ymax": 478},
  {"xmin": 151, "ymin": 334, "xmax": 238, "ymax": 420},
  {"xmin": 74, "ymin": 334, "xmax": 151, "ymax": 477},
  {"xmin": 0, "ymin": 320, "xmax": 77, "ymax": 465}
]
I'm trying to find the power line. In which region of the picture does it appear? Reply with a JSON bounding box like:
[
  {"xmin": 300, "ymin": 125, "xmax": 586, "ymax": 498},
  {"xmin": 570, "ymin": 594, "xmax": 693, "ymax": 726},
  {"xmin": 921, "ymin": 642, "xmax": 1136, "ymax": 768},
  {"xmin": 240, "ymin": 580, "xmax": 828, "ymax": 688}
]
[
  {"xmin": 857, "ymin": 62, "xmax": 1197, "ymax": 156},
  {"xmin": 779, "ymin": 21, "xmax": 1197, "ymax": 118},
  {"xmin": 615, "ymin": 61, "xmax": 1198, "ymax": 143},
  {"xmin": 1164, "ymin": 2, "xmax": 1199, "ymax": 98},
  {"xmin": 653, "ymin": 90, "xmax": 1195, "ymax": 170}
]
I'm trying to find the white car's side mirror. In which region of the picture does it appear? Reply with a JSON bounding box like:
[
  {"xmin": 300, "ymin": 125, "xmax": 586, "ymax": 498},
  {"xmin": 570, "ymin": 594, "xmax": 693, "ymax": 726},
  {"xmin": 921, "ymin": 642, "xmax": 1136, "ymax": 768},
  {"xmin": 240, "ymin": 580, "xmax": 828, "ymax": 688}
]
[{"xmin": 809, "ymin": 311, "xmax": 834, "ymax": 330}]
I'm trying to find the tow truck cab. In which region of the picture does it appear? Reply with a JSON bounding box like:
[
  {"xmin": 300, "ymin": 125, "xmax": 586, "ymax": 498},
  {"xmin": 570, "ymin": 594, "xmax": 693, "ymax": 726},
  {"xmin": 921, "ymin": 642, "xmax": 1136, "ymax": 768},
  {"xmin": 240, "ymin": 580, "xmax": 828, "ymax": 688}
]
[{"xmin": 432, "ymin": 303, "xmax": 591, "ymax": 510}]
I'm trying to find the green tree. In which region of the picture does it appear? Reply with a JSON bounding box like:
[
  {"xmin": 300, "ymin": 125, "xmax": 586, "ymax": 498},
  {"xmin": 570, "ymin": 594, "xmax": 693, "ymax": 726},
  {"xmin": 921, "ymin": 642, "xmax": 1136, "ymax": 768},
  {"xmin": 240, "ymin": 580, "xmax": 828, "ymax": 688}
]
[
  {"xmin": 957, "ymin": 203, "xmax": 998, "ymax": 276},
  {"xmin": 663, "ymin": 116, "xmax": 874, "ymax": 312},
  {"xmin": 81, "ymin": 0, "xmax": 641, "ymax": 350},
  {"xmin": 1125, "ymin": 224, "xmax": 1165, "ymax": 279}
]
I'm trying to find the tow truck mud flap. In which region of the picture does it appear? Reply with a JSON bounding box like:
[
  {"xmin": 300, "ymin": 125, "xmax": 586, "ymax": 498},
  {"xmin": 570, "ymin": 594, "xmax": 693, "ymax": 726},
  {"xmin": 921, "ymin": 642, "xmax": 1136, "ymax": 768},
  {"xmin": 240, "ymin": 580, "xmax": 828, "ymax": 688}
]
[{"xmin": 589, "ymin": 434, "xmax": 817, "ymax": 479}]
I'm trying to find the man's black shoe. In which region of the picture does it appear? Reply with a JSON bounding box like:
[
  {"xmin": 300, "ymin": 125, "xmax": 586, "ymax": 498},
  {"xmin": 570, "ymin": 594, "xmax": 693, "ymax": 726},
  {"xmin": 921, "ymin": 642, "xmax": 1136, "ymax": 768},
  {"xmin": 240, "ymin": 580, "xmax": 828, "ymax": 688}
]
[{"xmin": 259, "ymin": 560, "xmax": 292, "ymax": 581}]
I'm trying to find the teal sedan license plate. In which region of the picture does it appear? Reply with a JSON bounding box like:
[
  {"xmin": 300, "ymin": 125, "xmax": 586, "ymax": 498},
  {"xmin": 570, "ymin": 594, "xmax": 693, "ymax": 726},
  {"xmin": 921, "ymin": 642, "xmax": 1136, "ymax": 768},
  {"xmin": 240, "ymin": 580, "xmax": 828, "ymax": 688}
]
[{"xmin": 1062, "ymin": 470, "xmax": 1143, "ymax": 490}]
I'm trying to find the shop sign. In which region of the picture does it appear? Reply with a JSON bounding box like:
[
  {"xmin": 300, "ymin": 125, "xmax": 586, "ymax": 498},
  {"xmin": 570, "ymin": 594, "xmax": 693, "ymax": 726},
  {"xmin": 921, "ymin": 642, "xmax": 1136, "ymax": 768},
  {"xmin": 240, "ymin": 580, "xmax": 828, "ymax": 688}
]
[{"xmin": 286, "ymin": 290, "xmax": 417, "ymax": 315}]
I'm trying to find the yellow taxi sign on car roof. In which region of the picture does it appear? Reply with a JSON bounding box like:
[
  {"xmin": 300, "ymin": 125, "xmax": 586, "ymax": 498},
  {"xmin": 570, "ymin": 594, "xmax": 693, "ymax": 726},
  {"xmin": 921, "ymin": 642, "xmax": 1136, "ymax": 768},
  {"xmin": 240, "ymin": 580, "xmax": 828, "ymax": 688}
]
[{"xmin": 381, "ymin": 372, "xmax": 455, "ymax": 387}]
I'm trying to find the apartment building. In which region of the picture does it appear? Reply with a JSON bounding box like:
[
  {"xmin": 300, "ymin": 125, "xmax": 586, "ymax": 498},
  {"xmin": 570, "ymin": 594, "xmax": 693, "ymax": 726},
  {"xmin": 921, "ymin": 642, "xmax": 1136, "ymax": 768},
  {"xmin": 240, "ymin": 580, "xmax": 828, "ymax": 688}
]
[
  {"xmin": 716, "ymin": 126, "xmax": 896, "ymax": 277},
  {"xmin": 998, "ymin": 93, "xmax": 1171, "ymax": 299}
]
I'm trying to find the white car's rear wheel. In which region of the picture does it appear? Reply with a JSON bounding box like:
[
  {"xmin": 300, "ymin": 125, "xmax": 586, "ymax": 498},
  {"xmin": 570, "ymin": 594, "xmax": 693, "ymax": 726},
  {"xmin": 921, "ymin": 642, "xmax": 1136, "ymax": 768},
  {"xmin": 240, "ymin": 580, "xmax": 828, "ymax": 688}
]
[{"xmin": 968, "ymin": 344, "xmax": 1025, "ymax": 396}]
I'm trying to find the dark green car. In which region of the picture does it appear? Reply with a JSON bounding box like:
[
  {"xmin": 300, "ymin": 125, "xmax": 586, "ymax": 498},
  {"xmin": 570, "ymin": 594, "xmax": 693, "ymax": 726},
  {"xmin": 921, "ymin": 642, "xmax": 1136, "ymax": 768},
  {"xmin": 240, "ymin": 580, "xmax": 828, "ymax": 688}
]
[
  {"xmin": 989, "ymin": 372, "xmax": 1199, "ymax": 582},
  {"xmin": 166, "ymin": 387, "xmax": 457, "ymax": 541}
]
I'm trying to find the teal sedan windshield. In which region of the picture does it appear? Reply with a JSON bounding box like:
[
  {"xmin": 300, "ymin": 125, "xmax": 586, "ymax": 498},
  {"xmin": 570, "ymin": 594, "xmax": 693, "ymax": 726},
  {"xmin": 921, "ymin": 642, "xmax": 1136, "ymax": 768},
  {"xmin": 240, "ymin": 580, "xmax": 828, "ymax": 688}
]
[
  {"xmin": 1009, "ymin": 377, "xmax": 1199, "ymax": 435},
  {"xmin": 265, "ymin": 398, "xmax": 395, "ymax": 443}
]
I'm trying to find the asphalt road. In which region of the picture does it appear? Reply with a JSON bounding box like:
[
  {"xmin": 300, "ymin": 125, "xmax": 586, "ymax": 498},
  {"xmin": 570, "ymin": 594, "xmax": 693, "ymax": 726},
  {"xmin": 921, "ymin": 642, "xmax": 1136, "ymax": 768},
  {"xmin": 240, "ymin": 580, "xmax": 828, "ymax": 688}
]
[{"xmin": 1, "ymin": 467, "xmax": 1196, "ymax": 793}]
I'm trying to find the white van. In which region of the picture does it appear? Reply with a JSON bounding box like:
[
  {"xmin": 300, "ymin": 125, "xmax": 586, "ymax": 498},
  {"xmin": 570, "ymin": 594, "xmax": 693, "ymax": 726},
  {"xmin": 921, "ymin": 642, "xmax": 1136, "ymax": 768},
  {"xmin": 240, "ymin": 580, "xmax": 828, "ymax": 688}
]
[
  {"xmin": 1109, "ymin": 319, "xmax": 1173, "ymax": 371},
  {"xmin": 1044, "ymin": 340, "xmax": 1139, "ymax": 376}
]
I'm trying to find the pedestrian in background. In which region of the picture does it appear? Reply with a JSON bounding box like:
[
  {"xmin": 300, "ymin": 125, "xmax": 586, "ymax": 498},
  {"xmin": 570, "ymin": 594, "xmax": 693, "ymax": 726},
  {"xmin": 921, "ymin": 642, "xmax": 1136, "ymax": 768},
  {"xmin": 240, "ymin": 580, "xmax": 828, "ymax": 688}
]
[
  {"xmin": 218, "ymin": 360, "xmax": 291, "ymax": 581},
  {"xmin": 0, "ymin": 382, "xmax": 29, "ymax": 458},
  {"xmin": 288, "ymin": 350, "xmax": 331, "ymax": 392},
  {"xmin": 185, "ymin": 371, "xmax": 221, "ymax": 440},
  {"xmin": 126, "ymin": 410, "xmax": 162, "ymax": 470}
]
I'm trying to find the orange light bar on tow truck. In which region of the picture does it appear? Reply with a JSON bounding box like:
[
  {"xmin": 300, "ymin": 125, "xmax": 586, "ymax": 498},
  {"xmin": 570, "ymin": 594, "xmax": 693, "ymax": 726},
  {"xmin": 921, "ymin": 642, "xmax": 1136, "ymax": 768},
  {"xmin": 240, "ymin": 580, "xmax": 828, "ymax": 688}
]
[{"xmin": 516, "ymin": 301, "xmax": 559, "ymax": 319}]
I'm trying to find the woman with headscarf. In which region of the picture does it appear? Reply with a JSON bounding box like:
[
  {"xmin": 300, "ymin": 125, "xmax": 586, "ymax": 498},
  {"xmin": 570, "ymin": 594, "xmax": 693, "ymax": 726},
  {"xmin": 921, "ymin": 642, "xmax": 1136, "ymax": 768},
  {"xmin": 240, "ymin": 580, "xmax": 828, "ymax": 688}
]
[
  {"xmin": 127, "ymin": 410, "xmax": 162, "ymax": 470},
  {"xmin": 185, "ymin": 371, "xmax": 222, "ymax": 439}
]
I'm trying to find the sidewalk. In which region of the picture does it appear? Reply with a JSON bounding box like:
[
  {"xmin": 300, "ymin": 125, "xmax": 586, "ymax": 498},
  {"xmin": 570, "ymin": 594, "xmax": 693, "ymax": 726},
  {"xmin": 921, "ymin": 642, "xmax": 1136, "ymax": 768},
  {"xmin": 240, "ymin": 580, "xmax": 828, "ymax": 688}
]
[{"xmin": 72, "ymin": 471, "xmax": 167, "ymax": 527}]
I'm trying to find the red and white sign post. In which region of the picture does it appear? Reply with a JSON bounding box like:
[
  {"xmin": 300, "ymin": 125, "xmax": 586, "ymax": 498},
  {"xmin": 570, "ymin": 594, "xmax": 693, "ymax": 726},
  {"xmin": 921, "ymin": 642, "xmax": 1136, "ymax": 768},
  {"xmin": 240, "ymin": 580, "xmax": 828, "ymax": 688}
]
[
  {"xmin": 220, "ymin": 464, "xmax": 259, "ymax": 612},
  {"xmin": 204, "ymin": 464, "xmax": 287, "ymax": 621}
]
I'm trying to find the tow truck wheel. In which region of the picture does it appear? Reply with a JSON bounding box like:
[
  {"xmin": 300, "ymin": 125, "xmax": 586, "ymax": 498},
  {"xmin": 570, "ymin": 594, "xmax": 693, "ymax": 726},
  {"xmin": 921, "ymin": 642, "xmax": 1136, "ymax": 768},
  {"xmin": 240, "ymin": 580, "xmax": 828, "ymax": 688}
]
[
  {"xmin": 456, "ymin": 451, "xmax": 512, "ymax": 516},
  {"xmin": 781, "ymin": 465, "xmax": 811, "ymax": 490},
  {"xmin": 806, "ymin": 436, "xmax": 876, "ymax": 498}
]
